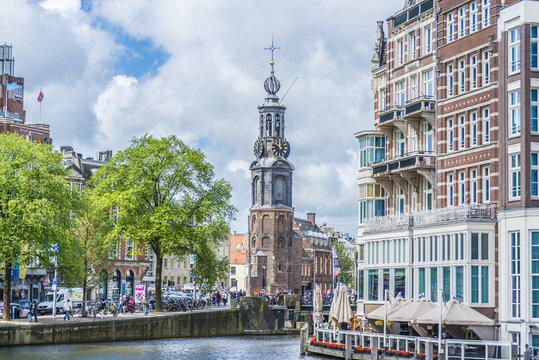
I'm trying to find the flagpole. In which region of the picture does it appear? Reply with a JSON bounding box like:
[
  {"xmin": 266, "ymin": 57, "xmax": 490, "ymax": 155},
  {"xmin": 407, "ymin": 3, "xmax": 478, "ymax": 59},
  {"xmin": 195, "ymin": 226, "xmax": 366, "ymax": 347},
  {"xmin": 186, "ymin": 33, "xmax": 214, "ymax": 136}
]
[{"xmin": 39, "ymin": 88, "xmax": 42, "ymax": 123}]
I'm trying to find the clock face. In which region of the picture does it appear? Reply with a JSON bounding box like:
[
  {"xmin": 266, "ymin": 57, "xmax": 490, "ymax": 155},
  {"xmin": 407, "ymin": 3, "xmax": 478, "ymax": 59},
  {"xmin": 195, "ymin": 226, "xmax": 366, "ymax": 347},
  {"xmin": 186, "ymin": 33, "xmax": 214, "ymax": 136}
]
[
  {"xmin": 271, "ymin": 139, "xmax": 290, "ymax": 158},
  {"xmin": 253, "ymin": 139, "xmax": 264, "ymax": 157}
]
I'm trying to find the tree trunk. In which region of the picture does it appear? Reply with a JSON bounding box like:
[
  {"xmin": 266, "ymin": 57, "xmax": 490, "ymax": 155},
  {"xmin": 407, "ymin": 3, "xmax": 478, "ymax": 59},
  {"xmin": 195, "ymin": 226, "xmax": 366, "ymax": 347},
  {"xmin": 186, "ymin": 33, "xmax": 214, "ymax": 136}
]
[
  {"xmin": 155, "ymin": 252, "xmax": 163, "ymax": 312},
  {"xmin": 3, "ymin": 263, "xmax": 11, "ymax": 321},
  {"xmin": 82, "ymin": 278, "xmax": 87, "ymax": 317}
]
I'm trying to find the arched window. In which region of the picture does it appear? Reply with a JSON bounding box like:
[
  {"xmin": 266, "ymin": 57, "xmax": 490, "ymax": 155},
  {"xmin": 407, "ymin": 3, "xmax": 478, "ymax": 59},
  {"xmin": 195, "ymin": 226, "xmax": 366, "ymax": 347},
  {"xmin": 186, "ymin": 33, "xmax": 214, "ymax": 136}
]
[
  {"xmin": 275, "ymin": 114, "xmax": 281, "ymax": 137},
  {"xmin": 112, "ymin": 270, "xmax": 121, "ymax": 300},
  {"xmin": 259, "ymin": 115, "xmax": 264, "ymax": 137},
  {"xmin": 126, "ymin": 270, "xmax": 134, "ymax": 297},
  {"xmin": 266, "ymin": 114, "xmax": 272, "ymax": 136},
  {"xmin": 274, "ymin": 176, "xmax": 285, "ymax": 204},
  {"xmin": 278, "ymin": 237, "xmax": 285, "ymax": 248},
  {"xmin": 253, "ymin": 176, "xmax": 259, "ymax": 205},
  {"xmin": 262, "ymin": 237, "xmax": 270, "ymax": 248},
  {"xmin": 251, "ymin": 215, "xmax": 256, "ymax": 232},
  {"xmin": 252, "ymin": 238, "xmax": 256, "ymax": 248},
  {"xmin": 277, "ymin": 215, "xmax": 285, "ymax": 233},
  {"xmin": 262, "ymin": 215, "xmax": 271, "ymax": 233}
]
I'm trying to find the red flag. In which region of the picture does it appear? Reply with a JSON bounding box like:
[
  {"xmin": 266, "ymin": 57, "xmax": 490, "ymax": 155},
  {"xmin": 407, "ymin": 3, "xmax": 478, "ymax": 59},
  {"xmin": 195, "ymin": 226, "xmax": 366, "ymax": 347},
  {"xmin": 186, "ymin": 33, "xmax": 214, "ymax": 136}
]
[{"xmin": 37, "ymin": 90, "xmax": 44, "ymax": 103}]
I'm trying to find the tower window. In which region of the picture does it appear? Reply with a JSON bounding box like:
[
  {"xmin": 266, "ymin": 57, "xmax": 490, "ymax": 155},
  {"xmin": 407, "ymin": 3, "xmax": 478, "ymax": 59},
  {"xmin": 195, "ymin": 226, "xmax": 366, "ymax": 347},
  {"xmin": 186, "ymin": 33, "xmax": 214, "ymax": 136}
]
[
  {"xmin": 274, "ymin": 176, "xmax": 285, "ymax": 204},
  {"xmin": 266, "ymin": 114, "xmax": 272, "ymax": 136},
  {"xmin": 275, "ymin": 114, "xmax": 281, "ymax": 137}
]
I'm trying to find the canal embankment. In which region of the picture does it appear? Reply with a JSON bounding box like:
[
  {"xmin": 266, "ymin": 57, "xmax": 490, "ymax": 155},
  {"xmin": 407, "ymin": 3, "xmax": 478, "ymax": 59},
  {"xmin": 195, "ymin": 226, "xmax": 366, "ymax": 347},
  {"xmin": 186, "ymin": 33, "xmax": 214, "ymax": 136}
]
[{"xmin": 0, "ymin": 297, "xmax": 299, "ymax": 346}]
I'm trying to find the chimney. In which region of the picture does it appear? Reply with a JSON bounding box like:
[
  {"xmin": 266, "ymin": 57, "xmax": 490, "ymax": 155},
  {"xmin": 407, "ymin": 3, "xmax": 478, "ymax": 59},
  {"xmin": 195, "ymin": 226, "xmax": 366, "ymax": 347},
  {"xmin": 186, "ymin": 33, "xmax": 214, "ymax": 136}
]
[{"xmin": 307, "ymin": 212, "xmax": 316, "ymax": 225}]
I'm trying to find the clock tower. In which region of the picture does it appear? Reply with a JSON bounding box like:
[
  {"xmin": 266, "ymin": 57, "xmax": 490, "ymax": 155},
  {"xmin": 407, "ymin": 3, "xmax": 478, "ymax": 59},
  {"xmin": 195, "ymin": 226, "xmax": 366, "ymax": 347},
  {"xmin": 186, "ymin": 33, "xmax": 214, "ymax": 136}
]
[{"xmin": 249, "ymin": 40, "xmax": 301, "ymax": 294}]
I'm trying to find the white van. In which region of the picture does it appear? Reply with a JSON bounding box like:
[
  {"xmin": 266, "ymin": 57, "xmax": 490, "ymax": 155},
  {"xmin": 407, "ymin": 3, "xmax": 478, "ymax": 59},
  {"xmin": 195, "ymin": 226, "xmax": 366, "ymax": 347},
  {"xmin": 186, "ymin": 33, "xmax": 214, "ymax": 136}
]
[{"xmin": 38, "ymin": 288, "xmax": 83, "ymax": 314}]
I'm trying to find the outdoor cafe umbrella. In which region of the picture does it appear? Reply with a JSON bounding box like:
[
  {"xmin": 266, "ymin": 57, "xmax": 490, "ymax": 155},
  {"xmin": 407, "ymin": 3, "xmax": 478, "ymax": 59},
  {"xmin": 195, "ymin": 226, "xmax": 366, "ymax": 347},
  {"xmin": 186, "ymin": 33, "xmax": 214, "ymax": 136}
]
[
  {"xmin": 414, "ymin": 299, "xmax": 495, "ymax": 326},
  {"xmin": 366, "ymin": 293, "xmax": 406, "ymax": 321},
  {"xmin": 329, "ymin": 284, "xmax": 353, "ymax": 330},
  {"xmin": 388, "ymin": 297, "xmax": 439, "ymax": 323},
  {"xmin": 312, "ymin": 285, "xmax": 323, "ymax": 327}
]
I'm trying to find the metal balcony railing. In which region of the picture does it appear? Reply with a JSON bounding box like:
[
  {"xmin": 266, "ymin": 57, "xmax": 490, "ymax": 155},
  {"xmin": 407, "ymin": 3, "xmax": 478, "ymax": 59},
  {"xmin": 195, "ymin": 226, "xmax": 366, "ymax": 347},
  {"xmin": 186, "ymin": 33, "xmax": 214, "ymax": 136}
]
[{"xmin": 364, "ymin": 204, "xmax": 496, "ymax": 232}]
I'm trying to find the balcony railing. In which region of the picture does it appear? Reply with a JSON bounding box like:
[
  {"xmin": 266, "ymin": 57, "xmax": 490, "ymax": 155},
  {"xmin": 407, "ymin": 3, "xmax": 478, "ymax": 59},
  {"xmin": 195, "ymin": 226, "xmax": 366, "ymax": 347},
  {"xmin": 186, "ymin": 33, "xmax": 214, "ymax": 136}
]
[
  {"xmin": 371, "ymin": 151, "xmax": 435, "ymax": 176},
  {"xmin": 378, "ymin": 107, "xmax": 405, "ymax": 124},
  {"xmin": 404, "ymin": 97, "xmax": 435, "ymax": 117},
  {"xmin": 364, "ymin": 204, "xmax": 496, "ymax": 232}
]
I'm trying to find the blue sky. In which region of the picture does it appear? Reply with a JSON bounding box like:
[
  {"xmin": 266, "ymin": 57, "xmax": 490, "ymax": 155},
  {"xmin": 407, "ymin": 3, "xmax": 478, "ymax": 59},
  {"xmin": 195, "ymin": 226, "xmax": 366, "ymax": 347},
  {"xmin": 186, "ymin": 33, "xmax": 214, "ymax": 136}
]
[{"xmin": 2, "ymin": 0, "xmax": 405, "ymax": 236}]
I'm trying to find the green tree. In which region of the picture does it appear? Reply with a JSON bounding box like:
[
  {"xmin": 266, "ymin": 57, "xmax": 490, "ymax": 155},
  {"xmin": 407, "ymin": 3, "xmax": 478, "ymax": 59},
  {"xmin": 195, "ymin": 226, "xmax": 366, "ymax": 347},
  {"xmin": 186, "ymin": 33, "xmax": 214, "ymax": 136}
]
[
  {"xmin": 335, "ymin": 241, "xmax": 354, "ymax": 287},
  {"xmin": 91, "ymin": 135, "xmax": 235, "ymax": 311},
  {"xmin": 0, "ymin": 133, "xmax": 75, "ymax": 321},
  {"xmin": 68, "ymin": 188, "xmax": 116, "ymax": 316}
]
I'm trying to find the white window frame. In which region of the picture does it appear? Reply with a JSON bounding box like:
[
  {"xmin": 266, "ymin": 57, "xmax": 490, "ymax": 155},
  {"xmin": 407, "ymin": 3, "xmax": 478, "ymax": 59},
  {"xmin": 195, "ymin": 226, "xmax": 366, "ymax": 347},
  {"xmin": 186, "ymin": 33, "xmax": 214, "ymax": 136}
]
[
  {"xmin": 423, "ymin": 69, "xmax": 433, "ymax": 98},
  {"xmin": 410, "ymin": 75, "xmax": 417, "ymax": 101},
  {"xmin": 483, "ymin": 0, "xmax": 491, "ymax": 27},
  {"xmin": 471, "ymin": 169, "xmax": 478, "ymax": 204},
  {"xmin": 396, "ymin": 80, "xmax": 406, "ymax": 107},
  {"xmin": 423, "ymin": 179, "xmax": 433, "ymax": 211},
  {"xmin": 447, "ymin": 118, "xmax": 454, "ymax": 152},
  {"xmin": 458, "ymin": 59, "xmax": 466, "ymax": 94},
  {"xmin": 532, "ymin": 152, "xmax": 539, "ymax": 198},
  {"xmin": 533, "ymin": 88, "xmax": 539, "ymax": 133},
  {"xmin": 408, "ymin": 31, "xmax": 416, "ymax": 61},
  {"xmin": 397, "ymin": 130, "xmax": 406, "ymax": 157},
  {"xmin": 509, "ymin": 153, "xmax": 521, "ymax": 200},
  {"xmin": 509, "ymin": 90, "xmax": 521, "ymax": 136},
  {"xmin": 458, "ymin": 114, "xmax": 466, "ymax": 149},
  {"xmin": 447, "ymin": 173, "xmax": 454, "ymax": 207},
  {"xmin": 458, "ymin": 7, "xmax": 467, "ymax": 38},
  {"xmin": 470, "ymin": 55, "xmax": 478, "ymax": 89},
  {"xmin": 447, "ymin": 64, "xmax": 454, "ymax": 97},
  {"xmin": 448, "ymin": 12, "xmax": 456, "ymax": 42},
  {"xmin": 424, "ymin": 26, "xmax": 432, "ymax": 54},
  {"xmin": 509, "ymin": 28, "xmax": 521, "ymax": 74},
  {"xmin": 482, "ymin": 51, "xmax": 490, "ymax": 85},
  {"xmin": 470, "ymin": 1, "xmax": 479, "ymax": 33},
  {"xmin": 532, "ymin": 25, "xmax": 538, "ymax": 70},
  {"xmin": 482, "ymin": 166, "xmax": 490, "ymax": 203},
  {"xmin": 396, "ymin": 185, "xmax": 406, "ymax": 214},
  {"xmin": 470, "ymin": 111, "xmax": 478, "ymax": 146},
  {"xmin": 397, "ymin": 38, "xmax": 404, "ymax": 66},
  {"xmin": 510, "ymin": 231, "xmax": 521, "ymax": 318},
  {"xmin": 482, "ymin": 107, "xmax": 490, "ymax": 144},
  {"xmin": 458, "ymin": 171, "xmax": 466, "ymax": 205}
]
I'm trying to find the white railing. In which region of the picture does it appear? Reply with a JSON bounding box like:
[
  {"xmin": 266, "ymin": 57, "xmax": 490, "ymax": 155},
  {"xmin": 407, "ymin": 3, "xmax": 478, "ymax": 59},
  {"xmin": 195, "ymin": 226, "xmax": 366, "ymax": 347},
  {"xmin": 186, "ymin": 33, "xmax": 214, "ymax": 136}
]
[
  {"xmin": 311, "ymin": 328, "xmax": 512, "ymax": 359},
  {"xmin": 364, "ymin": 205, "xmax": 496, "ymax": 232}
]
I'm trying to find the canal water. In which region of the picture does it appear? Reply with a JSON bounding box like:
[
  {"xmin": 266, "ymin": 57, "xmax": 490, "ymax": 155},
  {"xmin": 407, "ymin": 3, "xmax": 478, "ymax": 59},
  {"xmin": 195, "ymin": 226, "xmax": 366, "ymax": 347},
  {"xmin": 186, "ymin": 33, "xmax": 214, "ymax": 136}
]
[{"xmin": 0, "ymin": 335, "xmax": 326, "ymax": 360}]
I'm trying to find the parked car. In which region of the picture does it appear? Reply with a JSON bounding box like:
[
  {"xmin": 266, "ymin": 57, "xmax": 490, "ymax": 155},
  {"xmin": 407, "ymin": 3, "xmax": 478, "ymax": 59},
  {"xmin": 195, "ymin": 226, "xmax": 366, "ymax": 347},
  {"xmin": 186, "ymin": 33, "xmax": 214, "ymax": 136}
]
[{"xmin": 0, "ymin": 302, "xmax": 30, "ymax": 318}]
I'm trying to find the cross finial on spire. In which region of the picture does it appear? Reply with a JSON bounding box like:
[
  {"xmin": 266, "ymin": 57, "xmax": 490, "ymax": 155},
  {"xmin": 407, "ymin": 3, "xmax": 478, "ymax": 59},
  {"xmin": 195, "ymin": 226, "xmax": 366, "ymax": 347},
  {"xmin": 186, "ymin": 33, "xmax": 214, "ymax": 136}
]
[{"xmin": 265, "ymin": 34, "xmax": 281, "ymax": 65}]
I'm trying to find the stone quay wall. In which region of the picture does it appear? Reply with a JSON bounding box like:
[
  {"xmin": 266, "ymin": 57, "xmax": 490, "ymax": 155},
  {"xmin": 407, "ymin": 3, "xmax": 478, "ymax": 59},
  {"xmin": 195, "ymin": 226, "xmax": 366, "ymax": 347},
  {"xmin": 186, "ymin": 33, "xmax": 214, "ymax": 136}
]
[
  {"xmin": 0, "ymin": 309, "xmax": 245, "ymax": 346},
  {"xmin": 0, "ymin": 297, "xmax": 285, "ymax": 347}
]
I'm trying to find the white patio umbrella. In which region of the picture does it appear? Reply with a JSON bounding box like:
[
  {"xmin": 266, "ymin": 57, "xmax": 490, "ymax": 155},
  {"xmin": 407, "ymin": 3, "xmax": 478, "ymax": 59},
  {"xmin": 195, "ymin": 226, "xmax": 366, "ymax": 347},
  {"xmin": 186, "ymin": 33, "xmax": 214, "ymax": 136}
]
[
  {"xmin": 388, "ymin": 297, "xmax": 439, "ymax": 323},
  {"xmin": 312, "ymin": 285, "xmax": 323, "ymax": 328},
  {"xmin": 366, "ymin": 293, "xmax": 406, "ymax": 320},
  {"xmin": 329, "ymin": 284, "xmax": 353, "ymax": 330},
  {"xmin": 414, "ymin": 299, "xmax": 495, "ymax": 326}
]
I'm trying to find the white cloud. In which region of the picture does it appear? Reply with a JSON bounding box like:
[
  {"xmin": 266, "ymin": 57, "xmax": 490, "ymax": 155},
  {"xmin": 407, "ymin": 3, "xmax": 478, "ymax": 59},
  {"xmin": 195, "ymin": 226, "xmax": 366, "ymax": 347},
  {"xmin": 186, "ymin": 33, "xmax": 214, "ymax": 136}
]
[{"xmin": 3, "ymin": 0, "xmax": 404, "ymax": 236}]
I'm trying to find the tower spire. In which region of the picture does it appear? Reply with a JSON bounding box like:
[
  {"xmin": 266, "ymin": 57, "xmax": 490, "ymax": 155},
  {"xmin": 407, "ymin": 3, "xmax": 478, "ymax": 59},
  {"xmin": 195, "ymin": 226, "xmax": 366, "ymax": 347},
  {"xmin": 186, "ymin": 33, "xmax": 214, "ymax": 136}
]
[{"xmin": 263, "ymin": 35, "xmax": 281, "ymax": 96}]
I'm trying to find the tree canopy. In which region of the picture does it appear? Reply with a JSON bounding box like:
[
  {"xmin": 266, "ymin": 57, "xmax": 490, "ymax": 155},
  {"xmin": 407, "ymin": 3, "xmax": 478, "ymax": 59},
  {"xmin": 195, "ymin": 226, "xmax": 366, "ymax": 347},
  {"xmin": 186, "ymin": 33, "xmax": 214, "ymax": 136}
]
[
  {"xmin": 0, "ymin": 133, "xmax": 76, "ymax": 320},
  {"xmin": 90, "ymin": 135, "xmax": 235, "ymax": 311}
]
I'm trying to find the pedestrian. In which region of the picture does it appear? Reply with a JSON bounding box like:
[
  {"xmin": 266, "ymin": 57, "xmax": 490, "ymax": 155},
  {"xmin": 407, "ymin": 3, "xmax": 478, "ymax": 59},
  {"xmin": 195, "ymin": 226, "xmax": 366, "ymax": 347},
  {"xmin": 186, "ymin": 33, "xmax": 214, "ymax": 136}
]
[
  {"xmin": 28, "ymin": 301, "xmax": 38, "ymax": 323},
  {"xmin": 63, "ymin": 299, "xmax": 73, "ymax": 320},
  {"xmin": 142, "ymin": 297, "xmax": 149, "ymax": 316},
  {"xmin": 215, "ymin": 291, "xmax": 221, "ymax": 307},
  {"xmin": 129, "ymin": 296, "xmax": 135, "ymax": 314}
]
